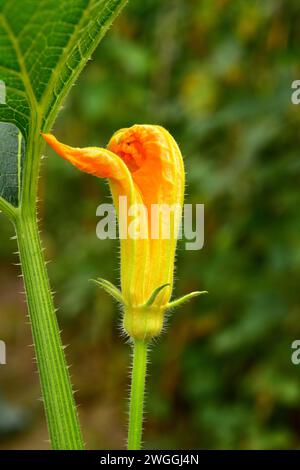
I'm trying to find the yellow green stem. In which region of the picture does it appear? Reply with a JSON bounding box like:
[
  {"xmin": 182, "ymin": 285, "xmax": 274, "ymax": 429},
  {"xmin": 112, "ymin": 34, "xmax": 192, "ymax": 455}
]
[{"xmin": 128, "ymin": 339, "xmax": 148, "ymax": 450}]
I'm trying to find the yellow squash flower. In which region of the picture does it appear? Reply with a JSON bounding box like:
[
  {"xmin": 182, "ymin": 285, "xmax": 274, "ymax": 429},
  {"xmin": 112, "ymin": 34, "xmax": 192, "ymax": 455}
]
[{"xmin": 42, "ymin": 125, "xmax": 205, "ymax": 339}]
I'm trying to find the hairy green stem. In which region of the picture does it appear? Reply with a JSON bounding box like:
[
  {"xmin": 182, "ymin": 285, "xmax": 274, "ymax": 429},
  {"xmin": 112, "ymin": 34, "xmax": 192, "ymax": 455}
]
[
  {"xmin": 14, "ymin": 210, "xmax": 84, "ymax": 450},
  {"xmin": 128, "ymin": 339, "xmax": 148, "ymax": 450}
]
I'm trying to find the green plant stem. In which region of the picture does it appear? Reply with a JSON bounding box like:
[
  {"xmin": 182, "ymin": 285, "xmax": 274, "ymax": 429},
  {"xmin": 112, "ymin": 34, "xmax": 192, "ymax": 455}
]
[
  {"xmin": 128, "ymin": 339, "xmax": 148, "ymax": 450},
  {"xmin": 14, "ymin": 209, "xmax": 84, "ymax": 450}
]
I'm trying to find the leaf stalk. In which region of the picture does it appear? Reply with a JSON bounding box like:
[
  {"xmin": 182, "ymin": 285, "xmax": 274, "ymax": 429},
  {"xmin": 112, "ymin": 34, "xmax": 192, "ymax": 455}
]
[{"xmin": 14, "ymin": 213, "xmax": 84, "ymax": 450}]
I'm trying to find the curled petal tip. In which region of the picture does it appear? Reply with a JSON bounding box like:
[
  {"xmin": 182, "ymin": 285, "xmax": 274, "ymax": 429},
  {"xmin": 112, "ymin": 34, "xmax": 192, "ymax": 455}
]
[
  {"xmin": 41, "ymin": 132, "xmax": 129, "ymax": 180},
  {"xmin": 41, "ymin": 132, "xmax": 55, "ymax": 144},
  {"xmin": 41, "ymin": 132, "xmax": 71, "ymax": 159}
]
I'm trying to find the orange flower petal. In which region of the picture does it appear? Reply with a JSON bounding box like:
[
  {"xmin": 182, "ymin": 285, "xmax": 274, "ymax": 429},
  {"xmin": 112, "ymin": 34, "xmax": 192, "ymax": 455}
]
[
  {"xmin": 42, "ymin": 126, "xmax": 185, "ymax": 314},
  {"xmin": 42, "ymin": 133, "xmax": 131, "ymax": 182},
  {"xmin": 108, "ymin": 125, "xmax": 184, "ymax": 210}
]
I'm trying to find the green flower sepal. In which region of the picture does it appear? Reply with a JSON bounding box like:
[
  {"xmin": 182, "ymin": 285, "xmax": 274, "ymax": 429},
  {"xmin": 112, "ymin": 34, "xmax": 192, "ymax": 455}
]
[{"xmin": 92, "ymin": 278, "xmax": 207, "ymax": 340}]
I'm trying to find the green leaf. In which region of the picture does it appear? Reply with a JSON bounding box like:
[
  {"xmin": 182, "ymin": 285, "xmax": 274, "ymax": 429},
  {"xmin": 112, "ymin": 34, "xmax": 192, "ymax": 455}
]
[
  {"xmin": 0, "ymin": 122, "xmax": 24, "ymax": 207},
  {"xmin": 0, "ymin": 0, "xmax": 127, "ymax": 211}
]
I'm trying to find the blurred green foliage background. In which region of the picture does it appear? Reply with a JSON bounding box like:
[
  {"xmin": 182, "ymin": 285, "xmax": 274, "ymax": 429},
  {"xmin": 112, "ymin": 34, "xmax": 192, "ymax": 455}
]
[{"xmin": 1, "ymin": 0, "xmax": 300, "ymax": 449}]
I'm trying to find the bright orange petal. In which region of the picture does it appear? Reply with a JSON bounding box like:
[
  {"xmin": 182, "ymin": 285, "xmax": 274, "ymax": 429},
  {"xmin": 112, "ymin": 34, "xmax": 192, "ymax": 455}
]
[
  {"xmin": 108, "ymin": 125, "xmax": 184, "ymax": 209},
  {"xmin": 108, "ymin": 125, "xmax": 185, "ymax": 305},
  {"xmin": 42, "ymin": 133, "xmax": 131, "ymax": 183}
]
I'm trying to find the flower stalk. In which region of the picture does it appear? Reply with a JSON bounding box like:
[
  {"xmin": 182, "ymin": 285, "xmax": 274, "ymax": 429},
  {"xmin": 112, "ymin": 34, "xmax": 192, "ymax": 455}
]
[{"xmin": 128, "ymin": 339, "xmax": 148, "ymax": 450}]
